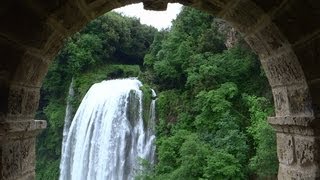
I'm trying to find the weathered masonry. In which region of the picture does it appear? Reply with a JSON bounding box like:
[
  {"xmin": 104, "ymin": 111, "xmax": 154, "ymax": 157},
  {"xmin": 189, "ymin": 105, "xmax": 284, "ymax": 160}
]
[{"xmin": 0, "ymin": 0, "xmax": 320, "ymax": 179}]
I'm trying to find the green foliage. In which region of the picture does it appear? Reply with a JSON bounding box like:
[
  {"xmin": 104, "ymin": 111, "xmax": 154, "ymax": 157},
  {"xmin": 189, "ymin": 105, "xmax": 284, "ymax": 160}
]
[
  {"xmin": 204, "ymin": 151, "xmax": 242, "ymax": 180},
  {"xmin": 73, "ymin": 64, "xmax": 140, "ymax": 107},
  {"xmin": 64, "ymin": 34, "xmax": 103, "ymax": 74},
  {"xmin": 244, "ymin": 95, "xmax": 278, "ymax": 177},
  {"xmin": 81, "ymin": 12, "xmax": 157, "ymax": 65},
  {"xmin": 142, "ymin": 6, "xmax": 276, "ymax": 180},
  {"xmin": 140, "ymin": 84, "xmax": 153, "ymax": 127},
  {"xmin": 36, "ymin": 159, "xmax": 60, "ymax": 180},
  {"xmin": 135, "ymin": 157, "xmax": 156, "ymax": 180},
  {"xmin": 36, "ymin": 100, "xmax": 66, "ymax": 180},
  {"xmin": 170, "ymin": 133, "xmax": 209, "ymax": 179}
]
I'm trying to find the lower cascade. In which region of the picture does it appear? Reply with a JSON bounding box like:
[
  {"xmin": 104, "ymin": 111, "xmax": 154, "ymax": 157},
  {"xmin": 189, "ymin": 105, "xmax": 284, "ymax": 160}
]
[{"xmin": 59, "ymin": 78, "xmax": 156, "ymax": 180}]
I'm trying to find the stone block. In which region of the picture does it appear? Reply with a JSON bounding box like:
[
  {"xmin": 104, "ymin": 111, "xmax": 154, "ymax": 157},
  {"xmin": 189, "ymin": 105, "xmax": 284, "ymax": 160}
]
[
  {"xmin": 223, "ymin": 0, "xmax": 264, "ymax": 33},
  {"xmin": 0, "ymin": 120, "xmax": 47, "ymax": 138},
  {"xmin": 0, "ymin": 39, "xmax": 24, "ymax": 116},
  {"xmin": 7, "ymin": 87, "xmax": 25, "ymax": 116},
  {"xmin": 276, "ymin": 133, "xmax": 295, "ymax": 165},
  {"xmin": 287, "ymin": 85, "xmax": 313, "ymax": 117},
  {"xmin": 143, "ymin": 1, "xmax": 168, "ymax": 11},
  {"xmin": 294, "ymin": 135, "xmax": 320, "ymax": 167},
  {"xmin": 1, "ymin": 140, "xmax": 21, "ymax": 179},
  {"xmin": 15, "ymin": 172, "xmax": 35, "ymax": 180},
  {"xmin": 268, "ymin": 116, "xmax": 320, "ymax": 136},
  {"xmin": 14, "ymin": 172, "xmax": 36, "ymax": 180},
  {"xmin": 245, "ymin": 33, "xmax": 271, "ymax": 59},
  {"xmin": 258, "ymin": 23, "xmax": 287, "ymax": 53},
  {"xmin": 0, "ymin": 137, "xmax": 38, "ymax": 180},
  {"xmin": 24, "ymin": 90, "xmax": 40, "ymax": 118},
  {"xmin": 12, "ymin": 53, "xmax": 49, "ymax": 87},
  {"xmin": 42, "ymin": 31, "xmax": 65, "ymax": 60},
  {"xmin": 261, "ymin": 50, "xmax": 305, "ymax": 87},
  {"xmin": 272, "ymin": 87, "xmax": 290, "ymax": 116},
  {"xmin": 271, "ymin": 85, "xmax": 312, "ymax": 117},
  {"xmin": 7, "ymin": 86, "xmax": 40, "ymax": 119},
  {"xmin": 21, "ymin": 138, "xmax": 35, "ymax": 173},
  {"xmin": 278, "ymin": 163, "xmax": 320, "ymax": 180}
]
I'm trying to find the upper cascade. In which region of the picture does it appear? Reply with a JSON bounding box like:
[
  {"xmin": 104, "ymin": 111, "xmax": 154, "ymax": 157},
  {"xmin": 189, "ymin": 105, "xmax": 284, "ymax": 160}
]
[{"xmin": 59, "ymin": 78, "xmax": 156, "ymax": 180}]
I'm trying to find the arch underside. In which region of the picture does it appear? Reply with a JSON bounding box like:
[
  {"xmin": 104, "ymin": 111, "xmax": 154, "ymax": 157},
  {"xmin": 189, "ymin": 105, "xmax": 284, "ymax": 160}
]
[{"xmin": 0, "ymin": 0, "xmax": 320, "ymax": 179}]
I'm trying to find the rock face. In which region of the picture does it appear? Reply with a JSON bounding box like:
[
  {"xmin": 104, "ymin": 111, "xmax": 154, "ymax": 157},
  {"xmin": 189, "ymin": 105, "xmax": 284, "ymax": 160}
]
[
  {"xmin": 215, "ymin": 19, "xmax": 240, "ymax": 49},
  {"xmin": 1, "ymin": 0, "xmax": 320, "ymax": 179},
  {"xmin": 224, "ymin": 27, "xmax": 239, "ymax": 49}
]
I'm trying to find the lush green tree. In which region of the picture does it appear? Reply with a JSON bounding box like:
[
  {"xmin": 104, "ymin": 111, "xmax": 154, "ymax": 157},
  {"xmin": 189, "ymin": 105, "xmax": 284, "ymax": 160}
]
[
  {"xmin": 143, "ymin": 6, "xmax": 276, "ymax": 179},
  {"xmin": 244, "ymin": 95, "xmax": 278, "ymax": 177},
  {"xmin": 204, "ymin": 150, "xmax": 242, "ymax": 180}
]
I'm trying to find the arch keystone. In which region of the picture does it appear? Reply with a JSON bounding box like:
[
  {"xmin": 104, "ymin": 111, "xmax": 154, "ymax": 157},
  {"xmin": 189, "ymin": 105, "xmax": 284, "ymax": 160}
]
[{"xmin": 143, "ymin": 0, "xmax": 169, "ymax": 11}]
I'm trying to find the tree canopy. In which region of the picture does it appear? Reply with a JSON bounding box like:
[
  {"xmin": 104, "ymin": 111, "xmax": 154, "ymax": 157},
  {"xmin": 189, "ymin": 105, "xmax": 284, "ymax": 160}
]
[{"xmin": 141, "ymin": 6, "xmax": 277, "ymax": 179}]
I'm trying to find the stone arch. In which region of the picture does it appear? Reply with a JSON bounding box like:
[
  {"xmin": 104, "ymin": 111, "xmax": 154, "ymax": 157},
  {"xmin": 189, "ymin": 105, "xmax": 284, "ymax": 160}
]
[{"xmin": 1, "ymin": 0, "xmax": 320, "ymax": 179}]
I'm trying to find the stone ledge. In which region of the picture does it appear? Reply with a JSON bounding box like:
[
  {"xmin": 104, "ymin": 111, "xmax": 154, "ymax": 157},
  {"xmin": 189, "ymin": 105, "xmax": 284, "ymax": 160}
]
[
  {"xmin": 0, "ymin": 120, "xmax": 47, "ymax": 136},
  {"xmin": 268, "ymin": 116, "xmax": 320, "ymax": 136},
  {"xmin": 269, "ymin": 116, "xmax": 319, "ymax": 127},
  {"xmin": 278, "ymin": 163, "xmax": 320, "ymax": 179}
]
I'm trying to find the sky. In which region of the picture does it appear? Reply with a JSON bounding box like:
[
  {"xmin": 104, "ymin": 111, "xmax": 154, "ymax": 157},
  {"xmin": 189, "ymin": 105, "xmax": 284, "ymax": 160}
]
[{"xmin": 113, "ymin": 3, "xmax": 182, "ymax": 30}]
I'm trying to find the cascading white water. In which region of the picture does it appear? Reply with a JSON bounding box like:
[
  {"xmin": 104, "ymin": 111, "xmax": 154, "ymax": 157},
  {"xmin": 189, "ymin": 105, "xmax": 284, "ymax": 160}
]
[
  {"xmin": 59, "ymin": 78, "xmax": 156, "ymax": 180},
  {"xmin": 61, "ymin": 78, "xmax": 74, "ymax": 158}
]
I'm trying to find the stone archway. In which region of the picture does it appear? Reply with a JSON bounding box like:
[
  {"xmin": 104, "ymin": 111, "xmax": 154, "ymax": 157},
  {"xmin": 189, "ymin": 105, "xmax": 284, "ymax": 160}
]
[{"xmin": 1, "ymin": 0, "xmax": 320, "ymax": 179}]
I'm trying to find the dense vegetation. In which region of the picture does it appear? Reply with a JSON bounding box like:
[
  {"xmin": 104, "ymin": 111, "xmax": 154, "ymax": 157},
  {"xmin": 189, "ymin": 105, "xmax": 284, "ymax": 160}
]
[
  {"xmin": 36, "ymin": 6, "xmax": 278, "ymax": 180},
  {"xmin": 138, "ymin": 7, "xmax": 278, "ymax": 179}
]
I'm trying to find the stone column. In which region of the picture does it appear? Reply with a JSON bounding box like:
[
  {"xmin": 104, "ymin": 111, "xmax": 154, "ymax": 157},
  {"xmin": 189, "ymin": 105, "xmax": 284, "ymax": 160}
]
[
  {"xmin": 0, "ymin": 85, "xmax": 47, "ymax": 180},
  {"xmin": 0, "ymin": 120, "xmax": 46, "ymax": 180},
  {"xmin": 269, "ymin": 116, "xmax": 320, "ymax": 179}
]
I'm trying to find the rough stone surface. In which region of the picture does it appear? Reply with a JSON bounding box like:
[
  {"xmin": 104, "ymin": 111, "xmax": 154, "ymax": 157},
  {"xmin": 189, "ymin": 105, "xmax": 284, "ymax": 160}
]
[
  {"xmin": 1, "ymin": 0, "xmax": 320, "ymax": 179},
  {"xmin": 269, "ymin": 84, "xmax": 313, "ymax": 117},
  {"xmin": 261, "ymin": 50, "xmax": 305, "ymax": 87},
  {"xmin": 276, "ymin": 133, "xmax": 295, "ymax": 165},
  {"xmin": 7, "ymin": 86, "xmax": 40, "ymax": 120},
  {"xmin": 11, "ymin": 52, "xmax": 49, "ymax": 87},
  {"xmin": 294, "ymin": 135, "xmax": 320, "ymax": 167},
  {"xmin": 278, "ymin": 163, "xmax": 320, "ymax": 180},
  {"xmin": 0, "ymin": 120, "xmax": 45, "ymax": 180}
]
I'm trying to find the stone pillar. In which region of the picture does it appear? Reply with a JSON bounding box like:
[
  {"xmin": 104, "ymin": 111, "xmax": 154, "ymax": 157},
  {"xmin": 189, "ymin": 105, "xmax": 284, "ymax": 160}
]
[
  {"xmin": 0, "ymin": 84, "xmax": 47, "ymax": 180},
  {"xmin": 0, "ymin": 120, "xmax": 46, "ymax": 180},
  {"xmin": 269, "ymin": 116, "xmax": 320, "ymax": 179}
]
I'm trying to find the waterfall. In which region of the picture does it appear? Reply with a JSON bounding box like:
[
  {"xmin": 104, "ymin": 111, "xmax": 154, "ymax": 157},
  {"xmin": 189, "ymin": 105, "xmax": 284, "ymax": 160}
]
[
  {"xmin": 59, "ymin": 78, "xmax": 156, "ymax": 180},
  {"xmin": 61, "ymin": 78, "xmax": 74, "ymax": 159}
]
